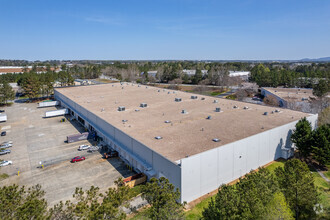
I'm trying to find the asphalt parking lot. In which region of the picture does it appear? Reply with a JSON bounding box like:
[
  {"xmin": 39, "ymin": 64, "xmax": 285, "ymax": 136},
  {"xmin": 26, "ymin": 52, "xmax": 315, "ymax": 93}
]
[{"xmin": 0, "ymin": 101, "xmax": 134, "ymax": 206}]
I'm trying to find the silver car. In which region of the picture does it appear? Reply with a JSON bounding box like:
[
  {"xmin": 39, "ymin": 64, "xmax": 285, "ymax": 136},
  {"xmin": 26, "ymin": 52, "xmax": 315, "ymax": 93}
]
[{"xmin": 0, "ymin": 149, "xmax": 11, "ymax": 155}]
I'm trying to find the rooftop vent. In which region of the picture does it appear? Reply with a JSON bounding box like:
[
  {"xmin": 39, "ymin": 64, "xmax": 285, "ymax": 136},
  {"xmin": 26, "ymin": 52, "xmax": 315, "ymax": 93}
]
[
  {"xmin": 213, "ymin": 100, "xmax": 218, "ymax": 103},
  {"xmin": 158, "ymin": 90, "xmax": 160, "ymax": 92},
  {"xmin": 275, "ymin": 109, "xmax": 280, "ymax": 113},
  {"xmin": 206, "ymin": 115, "xmax": 212, "ymax": 120},
  {"xmin": 155, "ymin": 136, "xmax": 163, "ymax": 140},
  {"xmin": 122, "ymin": 87, "xmax": 124, "ymax": 89},
  {"xmin": 191, "ymin": 95, "xmax": 198, "ymax": 99},
  {"xmin": 135, "ymin": 109, "xmax": 140, "ymax": 112},
  {"xmin": 122, "ymin": 119, "xmax": 128, "ymax": 123},
  {"xmin": 263, "ymin": 112, "xmax": 268, "ymax": 116},
  {"xmin": 213, "ymin": 138, "xmax": 220, "ymax": 142},
  {"xmin": 175, "ymin": 98, "xmax": 182, "ymax": 102},
  {"xmin": 140, "ymin": 103, "xmax": 147, "ymax": 108},
  {"xmin": 243, "ymin": 106, "xmax": 249, "ymax": 109},
  {"xmin": 168, "ymin": 92, "xmax": 170, "ymax": 94},
  {"xmin": 233, "ymin": 105, "xmax": 238, "ymax": 109},
  {"xmin": 164, "ymin": 120, "xmax": 171, "ymax": 123},
  {"xmin": 101, "ymin": 108, "xmax": 105, "ymax": 112},
  {"xmin": 201, "ymin": 97, "xmax": 205, "ymax": 100},
  {"xmin": 181, "ymin": 109, "xmax": 187, "ymax": 114},
  {"xmin": 112, "ymin": 85, "xmax": 114, "ymax": 87},
  {"xmin": 215, "ymin": 107, "xmax": 221, "ymax": 112},
  {"xmin": 118, "ymin": 106, "xmax": 125, "ymax": 111},
  {"xmin": 146, "ymin": 86, "xmax": 148, "ymax": 89}
]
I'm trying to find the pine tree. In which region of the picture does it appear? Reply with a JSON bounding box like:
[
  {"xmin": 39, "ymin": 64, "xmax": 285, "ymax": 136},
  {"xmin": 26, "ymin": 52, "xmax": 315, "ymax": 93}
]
[
  {"xmin": 275, "ymin": 159, "xmax": 319, "ymax": 219},
  {"xmin": 291, "ymin": 118, "xmax": 313, "ymax": 159}
]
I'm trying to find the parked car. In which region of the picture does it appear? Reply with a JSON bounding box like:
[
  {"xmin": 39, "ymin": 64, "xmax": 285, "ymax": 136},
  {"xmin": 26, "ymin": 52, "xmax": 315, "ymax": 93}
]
[
  {"xmin": 1, "ymin": 131, "xmax": 6, "ymax": 136},
  {"xmin": 1, "ymin": 141, "xmax": 13, "ymax": 145},
  {"xmin": 71, "ymin": 156, "xmax": 85, "ymax": 163},
  {"xmin": 0, "ymin": 110, "xmax": 5, "ymax": 113},
  {"xmin": 87, "ymin": 146, "xmax": 100, "ymax": 153},
  {"xmin": 78, "ymin": 145, "xmax": 90, "ymax": 151},
  {"xmin": 0, "ymin": 149, "xmax": 11, "ymax": 155},
  {"xmin": 0, "ymin": 143, "xmax": 12, "ymax": 148},
  {"xmin": 0, "ymin": 160, "xmax": 12, "ymax": 167}
]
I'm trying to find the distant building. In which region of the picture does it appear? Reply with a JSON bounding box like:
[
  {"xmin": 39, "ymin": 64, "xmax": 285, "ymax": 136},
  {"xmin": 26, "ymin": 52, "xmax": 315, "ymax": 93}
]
[
  {"xmin": 228, "ymin": 71, "xmax": 250, "ymax": 80},
  {"xmin": 74, "ymin": 79, "xmax": 92, "ymax": 86},
  {"xmin": 261, "ymin": 87, "xmax": 317, "ymax": 113},
  {"xmin": 182, "ymin": 69, "xmax": 208, "ymax": 76}
]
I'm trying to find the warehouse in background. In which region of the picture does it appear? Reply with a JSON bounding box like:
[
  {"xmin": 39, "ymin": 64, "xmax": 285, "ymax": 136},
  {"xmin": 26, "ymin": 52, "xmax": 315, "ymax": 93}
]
[{"xmin": 54, "ymin": 83, "xmax": 317, "ymax": 203}]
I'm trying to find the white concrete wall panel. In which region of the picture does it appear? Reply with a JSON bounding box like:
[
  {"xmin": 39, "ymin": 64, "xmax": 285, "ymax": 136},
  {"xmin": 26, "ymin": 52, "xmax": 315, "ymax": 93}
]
[
  {"xmin": 217, "ymin": 144, "xmax": 234, "ymax": 185},
  {"xmin": 200, "ymin": 149, "xmax": 218, "ymax": 196},
  {"xmin": 181, "ymin": 155, "xmax": 201, "ymax": 203}
]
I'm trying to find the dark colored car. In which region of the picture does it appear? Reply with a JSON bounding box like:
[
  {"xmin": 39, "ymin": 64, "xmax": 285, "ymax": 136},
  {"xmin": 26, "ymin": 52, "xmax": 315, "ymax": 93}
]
[
  {"xmin": 0, "ymin": 110, "xmax": 5, "ymax": 113},
  {"xmin": 1, "ymin": 131, "xmax": 6, "ymax": 136},
  {"xmin": 71, "ymin": 156, "xmax": 85, "ymax": 163}
]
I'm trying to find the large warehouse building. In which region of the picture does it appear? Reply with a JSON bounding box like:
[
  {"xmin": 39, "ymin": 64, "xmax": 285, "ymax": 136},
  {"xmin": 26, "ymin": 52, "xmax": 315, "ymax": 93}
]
[{"xmin": 54, "ymin": 83, "xmax": 317, "ymax": 203}]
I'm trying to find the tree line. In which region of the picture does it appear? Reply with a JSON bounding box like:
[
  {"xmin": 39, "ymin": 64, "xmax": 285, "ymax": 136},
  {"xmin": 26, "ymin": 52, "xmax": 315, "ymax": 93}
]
[
  {"xmin": 250, "ymin": 63, "xmax": 330, "ymax": 88},
  {"xmin": 0, "ymin": 177, "xmax": 185, "ymax": 220}
]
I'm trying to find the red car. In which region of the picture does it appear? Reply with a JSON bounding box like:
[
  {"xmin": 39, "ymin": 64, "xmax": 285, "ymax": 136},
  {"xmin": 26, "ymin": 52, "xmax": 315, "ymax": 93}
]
[{"xmin": 71, "ymin": 156, "xmax": 85, "ymax": 163}]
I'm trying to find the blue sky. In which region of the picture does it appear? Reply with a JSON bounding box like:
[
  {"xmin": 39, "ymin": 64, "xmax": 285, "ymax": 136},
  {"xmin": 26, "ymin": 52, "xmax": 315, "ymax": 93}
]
[{"xmin": 0, "ymin": 0, "xmax": 329, "ymax": 60}]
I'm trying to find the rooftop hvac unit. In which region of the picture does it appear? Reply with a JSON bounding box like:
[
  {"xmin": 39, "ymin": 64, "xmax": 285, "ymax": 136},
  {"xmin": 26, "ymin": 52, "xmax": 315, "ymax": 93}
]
[
  {"xmin": 112, "ymin": 85, "xmax": 114, "ymax": 87},
  {"xmin": 191, "ymin": 96, "xmax": 198, "ymax": 99},
  {"xmin": 168, "ymin": 92, "xmax": 170, "ymax": 94},
  {"xmin": 275, "ymin": 109, "xmax": 280, "ymax": 113},
  {"xmin": 206, "ymin": 115, "xmax": 212, "ymax": 120},
  {"xmin": 215, "ymin": 107, "xmax": 221, "ymax": 112},
  {"xmin": 233, "ymin": 105, "xmax": 238, "ymax": 109},
  {"xmin": 155, "ymin": 136, "xmax": 163, "ymax": 140},
  {"xmin": 122, "ymin": 119, "xmax": 128, "ymax": 122},
  {"xmin": 164, "ymin": 120, "xmax": 171, "ymax": 123},
  {"xmin": 243, "ymin": 106, "xmax": 249, "ymax": 109},
  {"xmin": 181, "ymin": 109, "xmax": 187, "ymax": 114},
  {"xmin": 175, "ymin": 98, "xmax": 182, "ymax": 102},
  {"xmin": 213, "ymin": 138, "xmax": 220, "ymax": 142},
  {"xmin": 140, "ymin": 103, "xmax": 147, "ymax": 108},
  {"xmin": 122, "ymin": 87, "xmax": 124, "ymax": 89},
  {"xmin": 138, "ymin": 85, "xmax": 141, "ymax": 87},
  {"xmin": 213, "ymin": 100, "xmax": 218, "ymax": 103},
  {"xmin": 118, "ymin": 106, "xmax": 125, "ymax": 111},
  {"xmin": 158, "ymin": 90, "xmax": 160, "ymax": 92},
  {"xmin": 263, "ymin": 112, "xmax": 268, "ymax": 116},
  {"xmin": 135, "ymin": 109, "xmax": 140, "ymax": 112},
  {"xmin": 201, "ymin": 97, "xmax": 205, "ymax": 100}
]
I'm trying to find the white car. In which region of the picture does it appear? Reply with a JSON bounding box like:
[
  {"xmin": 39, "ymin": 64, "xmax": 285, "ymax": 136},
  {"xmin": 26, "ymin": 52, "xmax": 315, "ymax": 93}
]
[
  {"xmin": 0, "ymin": 143, "xmax": 12, "ymax": 148},
  {"xmin": 1, "ymin": 141, "xmax": 13, "ymax": 145},
  {"xmin": 0, "ymin": 160, "xmax": 12, "ymax": 167},
  {"xmin": 78, "ymin": 145, "xmax": 90, "ymax": 151}
]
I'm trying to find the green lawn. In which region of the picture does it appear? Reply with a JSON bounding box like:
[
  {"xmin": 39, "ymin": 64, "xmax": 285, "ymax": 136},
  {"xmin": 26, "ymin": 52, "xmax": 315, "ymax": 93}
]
[{"xmin": 185, "ymin": 195, "xmax": 215, "ymax": 220}]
